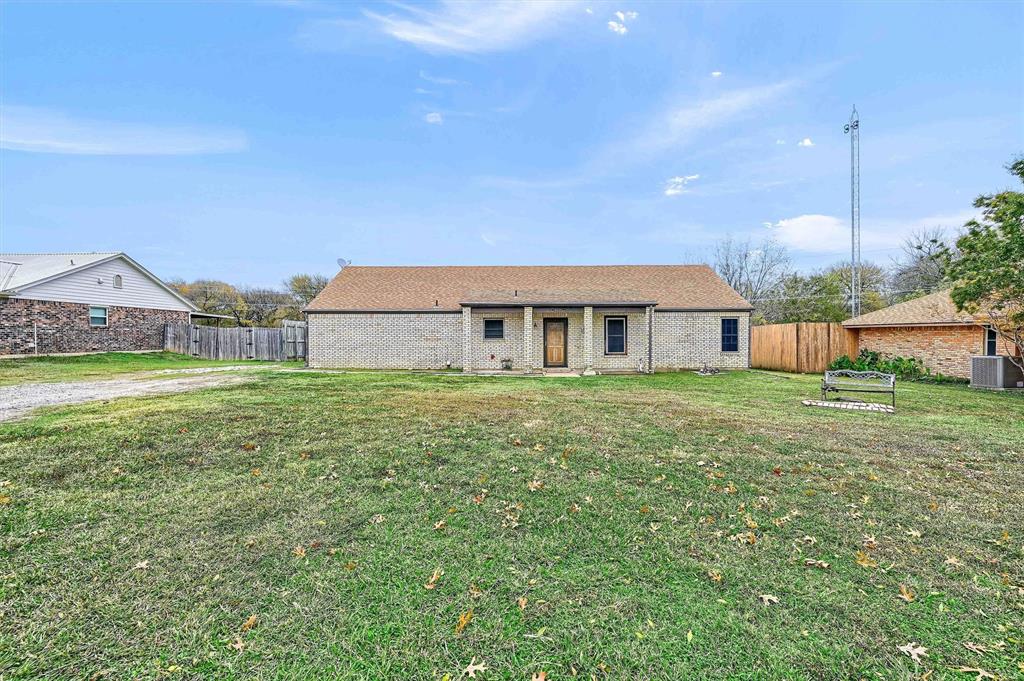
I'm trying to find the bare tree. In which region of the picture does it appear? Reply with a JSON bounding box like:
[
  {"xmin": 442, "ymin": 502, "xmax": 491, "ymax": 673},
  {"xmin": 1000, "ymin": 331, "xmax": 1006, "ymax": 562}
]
[
  {"xmin": 284, "ymin": 273, "xmax": 330, "ymax": 307},
  {"xmin": 890, "ymin": 227, "xmax": 952, "ymax": 301},
  {"xmin": 714, "ymin": 236, "xmax": 791, "ymax": 319}
]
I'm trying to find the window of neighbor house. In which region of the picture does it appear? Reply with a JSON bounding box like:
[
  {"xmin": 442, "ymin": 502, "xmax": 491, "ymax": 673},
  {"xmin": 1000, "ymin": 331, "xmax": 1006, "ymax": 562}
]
[
  {"xmin": 985, "ymin": 326, "xmax": 998, "ymax": 356},
  {"xmin": 483, "ymin": 319, "xmax": 504, "ymax": 339},
  {"xmin": 89, "ymin": 306, "xmax": 108, "ymax": 327},
  {"xmin": 113, "ymin": 274, "xmax": 123, "ymax": 288},
  {"xmin": 721, "ymin": 318, "xmax": 739, "ymax": 352},
  {"xmin": 605, "ymin": 316, "xmax": 626, "ymax": 354}
]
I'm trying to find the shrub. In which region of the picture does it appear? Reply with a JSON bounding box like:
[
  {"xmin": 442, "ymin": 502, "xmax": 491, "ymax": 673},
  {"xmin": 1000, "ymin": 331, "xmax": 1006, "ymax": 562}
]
[{"xmin": 828, "ymin": 349, "xmax": 931, "ymax": 380}]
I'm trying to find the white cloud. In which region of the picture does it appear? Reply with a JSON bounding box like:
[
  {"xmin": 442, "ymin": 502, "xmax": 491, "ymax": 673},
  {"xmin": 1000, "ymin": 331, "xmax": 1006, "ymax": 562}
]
[
  {"xmin": 617, "ymin": 10, "xmax": 638, "ymax": 20},
  {"xmin": 664, "ymin": 174, "xmax": 700, "ymax": 196},
  {"xmin": 586, "ymin": 7, "xmax": 593, "ymax": 14},
  {"xmin": 480, "ymin": 232, "xmax": 498, "ymax": 246},
  {"xmin": 424, "ymin": 112, "xmax": 444, "ymax": 125},
  {"xmin": 414, "ymin": 87, "xmax": 439, "ymax": 96},
  {"xmin": 797, "ymin": 137, "xmax": 814, "ymax": 147},
  {"xmin": 0, "ymin": 105, "xmax": 247, "ymax": 155},
  {"xmin": 775, "ymin": 139, "xmax": 786, "ymax": 145},
  {"xmin": 419, "ymin": 70, "xmax": 464, "ymax": 86},
  {"xmin": 366, "ymin": 1, "xmax": 581, "ymax": 54},
  {"xmin": 767, "ymin": 210, "xmax": 976, "ymax": 254},
  {"xmin": 768, "ymin": 214, "xmax": 847, "ymax": 252},
  {"xmin": 607, "ymin": 21, "xmax": 627, "ymax": 34},
  {"xmin": 710, "ymin": 71, "xmax": 723, "ymax": 78}
]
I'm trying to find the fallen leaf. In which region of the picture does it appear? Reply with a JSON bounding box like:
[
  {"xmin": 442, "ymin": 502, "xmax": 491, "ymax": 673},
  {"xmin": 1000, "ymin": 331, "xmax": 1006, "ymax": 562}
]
[
  {"xmin": 855, "ymin": 551, "xmax": 878, "ymax": 569},
  {"xmin": 707, "ymin": 570, "xmax": 723, "ymax": 583},
  {"xmin": 241, "ymin": 443, "xmax": 257, "ymax": 452},
  {"xmin": 228, "ymin": 636, "xmax": 245, "ymax": 651},
  {"xmin": 945, "ymin": 555, "xmax": 964, "ymax": 567},
  {"xmin": 804, "ymin": 559, "xmax": 830, "ymax": 569},
  {"xmin": 132, "ymin": 560, "xmax": 150, "ymax": 570},
  {"xmin": 517, "ymin": 596, "xmax": 528, "ymax": 611},
  {"xmin": 907, "ymin": 528, "xmax": 922, "ymax": 539},
  {"xmin": 369, "ymin": 514, "xmax": 385, "ymax": 525},
  {"xmin": 468, "ymin": 583, "xmax": 483, "ymax": 599},
  {"xmin": 862, "ymin": 534, "xmax": 878, "ymax": 550},
  {"xmin": 639, "ymin": 505, "xmax": 650, "ymax": 514},
  {"xmin": 531, "ymin": 673, "xmax": 548, "ymax": 681},
  {"xmin": 251, "ymin": 468, "xmax": 261, "ymax": 477},
  {"xmin": 533, "ymin": 444, "xmax": 545, "ymax": 452},
  {"xmin": 513, "ymin": 438, "xmax": 523, "ymax": 446},
  {"xmin": 434, "ymin": 519, "xmax": 447, "ymax": 531},
  {"xmin": 898, "ymin": 642, "xmax": 927, "ymax": 664},
  {"xmin": 424, "ymin": 567, "xmax": 444, "ymax": 590},
  {"xmin": 241, "ymin": 614, "xmax": 258, "ymax": 632},
  {"xmin": 463, "ymin": 658, "xmax": 487, "ymax": 678},
  {"xmin": 772, "ymin": 467, "xmax": 782, "ymax": 476},
  {"xmin": 962, "ymin": 642, "xmax": 989, "ymax": 654},
  {"xmin": 455, "ymin": 609, "xmax": 473, "ymax": 634},
  {"xmin": 343, "ymin": 561, "xmax": 357, "ymax": 571},
  {"xmin": 527, "ymin": 480, "xmax": 544, "ymax": 492},
  {"xmin": 898, "ymin": 584, "xmax": 916, "ymax": 603},
  {"xmin": 949, "ymin": 666, "xmax": 995, "ymax": 679},
  {"xmin": 292, "ymin": 545, "xmax": 306, "ymax": 557},
  {"xmin": 758, "ymin": 594, "xmax": 779, "ymax": 606}
]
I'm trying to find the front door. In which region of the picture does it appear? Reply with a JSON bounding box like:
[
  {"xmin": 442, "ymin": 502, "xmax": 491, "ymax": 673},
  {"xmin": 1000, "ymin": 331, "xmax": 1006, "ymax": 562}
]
[{"xmin": 543, "ymin": 318, "xmax": 568, "ymax": 368}]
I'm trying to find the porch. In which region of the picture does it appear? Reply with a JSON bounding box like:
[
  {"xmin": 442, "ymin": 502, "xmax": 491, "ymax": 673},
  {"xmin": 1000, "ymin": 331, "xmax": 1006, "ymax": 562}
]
[{"xmin": 459, "ymin": 293, "xmax": 655, "ymax": 374}]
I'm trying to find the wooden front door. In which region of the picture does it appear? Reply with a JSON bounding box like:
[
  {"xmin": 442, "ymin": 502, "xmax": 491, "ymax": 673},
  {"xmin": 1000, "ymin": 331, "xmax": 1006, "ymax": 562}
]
[{"xmin": 543, "ymin": 318, "xmax": 568, "ymax": 368}]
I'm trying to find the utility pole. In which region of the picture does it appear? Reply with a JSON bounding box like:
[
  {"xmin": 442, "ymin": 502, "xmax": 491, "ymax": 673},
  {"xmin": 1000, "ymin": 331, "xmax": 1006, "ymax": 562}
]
[{"xmin": 844, "ymin": 106, "xmax": 861, "ymax": 318}]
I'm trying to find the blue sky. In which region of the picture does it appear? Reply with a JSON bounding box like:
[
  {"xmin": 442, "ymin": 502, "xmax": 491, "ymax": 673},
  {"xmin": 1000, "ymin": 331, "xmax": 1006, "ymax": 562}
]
[{"xmin": 1, "ymin": 1, "xmax": 1021, "ymax": 287}]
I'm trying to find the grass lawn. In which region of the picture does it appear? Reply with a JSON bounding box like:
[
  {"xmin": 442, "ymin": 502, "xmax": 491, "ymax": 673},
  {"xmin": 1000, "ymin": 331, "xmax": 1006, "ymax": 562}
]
[
  {"xmin": 1, "ymin": 369, "xmax": 1021, "ymax": 679},
  {"xmin": 0, "ymin": 351, "xmax": 285, "ymax": 386}
]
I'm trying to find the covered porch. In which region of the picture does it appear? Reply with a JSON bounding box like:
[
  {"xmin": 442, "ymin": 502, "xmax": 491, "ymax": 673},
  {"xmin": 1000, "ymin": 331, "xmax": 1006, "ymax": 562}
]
[{"xmin": 460, "ymin": 290, "xmax": 655, "ymax": 375}]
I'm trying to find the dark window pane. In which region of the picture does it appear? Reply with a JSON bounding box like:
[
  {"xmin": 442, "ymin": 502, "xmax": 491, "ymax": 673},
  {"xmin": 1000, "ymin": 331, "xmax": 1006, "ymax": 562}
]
[
  {"xmin": 986, "ymin": 327, "xmax": 997, "ymax": 356},
  {"xmin": 606, "ymin": 317, "xmax": 626, "ymax": 354},
  {"xmin": 721, "ymin": 318, "xmax": 739, "ymax": 352},
  {"xmin": 484, "ymin": 319, "xmax": 504, "ymax": 339}
]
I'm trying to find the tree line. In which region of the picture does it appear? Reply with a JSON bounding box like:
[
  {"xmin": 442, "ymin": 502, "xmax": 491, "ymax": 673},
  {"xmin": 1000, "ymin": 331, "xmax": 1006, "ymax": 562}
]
[{"xmin": 167, "ymin": 274, "xmax": 329, "ymax": 326}]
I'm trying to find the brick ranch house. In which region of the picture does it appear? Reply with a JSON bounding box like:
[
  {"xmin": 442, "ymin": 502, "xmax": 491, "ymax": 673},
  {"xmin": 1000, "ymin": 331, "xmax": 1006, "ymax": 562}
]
[
  {"xmin": 842, "ymin": 290, "xmax": 1020, "ymax": 379},
  {"xmin": 0, "ymin": 252, "xmax": 202, "ymax": 356},
  {"xmin": 304, "ymin": 265, "xmax": 752, "ymax": 373}
]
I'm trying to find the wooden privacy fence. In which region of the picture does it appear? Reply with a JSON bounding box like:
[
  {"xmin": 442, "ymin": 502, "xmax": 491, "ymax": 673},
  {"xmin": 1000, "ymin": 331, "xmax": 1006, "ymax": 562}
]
[
  {"xmin": 751, "ymin": 322, "xmax": 858, "ymax": 373},
  {"xmin": 164, "ymin": 322, "xmax": 306, "ymax": 361}
]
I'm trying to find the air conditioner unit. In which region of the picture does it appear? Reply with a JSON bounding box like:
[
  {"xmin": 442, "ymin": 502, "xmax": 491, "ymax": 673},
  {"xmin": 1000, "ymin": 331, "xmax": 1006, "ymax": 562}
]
[{"xmin": 970, "ymin": 355, "xmax": 1024, "ymax": 390}]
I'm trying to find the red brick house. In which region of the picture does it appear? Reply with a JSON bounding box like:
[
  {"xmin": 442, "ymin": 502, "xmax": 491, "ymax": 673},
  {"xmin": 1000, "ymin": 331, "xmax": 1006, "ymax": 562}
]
[
  {"xmin": 842, "ymin": 290, "xmax": 1018, "ymax": 379},
  {"xmin": 1, "ymin": 252, "xmax": 200, "ymax": 356}
]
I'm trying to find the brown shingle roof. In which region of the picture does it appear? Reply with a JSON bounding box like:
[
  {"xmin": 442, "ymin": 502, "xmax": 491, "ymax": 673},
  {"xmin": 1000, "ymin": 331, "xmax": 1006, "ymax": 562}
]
[
  {"xmin": 306, "ymin": 265, "xmax": 751, "ymax": 312},
  {"xmin": 843, "ymin": 290, "xmax": 977, "ymax": 327}
]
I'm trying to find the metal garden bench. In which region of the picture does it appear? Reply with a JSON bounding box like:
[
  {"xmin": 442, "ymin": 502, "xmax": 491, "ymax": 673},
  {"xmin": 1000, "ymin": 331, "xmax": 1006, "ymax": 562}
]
[{"xmin": 821, "ymin": 370, "xmax": 896, "ymax": 409}]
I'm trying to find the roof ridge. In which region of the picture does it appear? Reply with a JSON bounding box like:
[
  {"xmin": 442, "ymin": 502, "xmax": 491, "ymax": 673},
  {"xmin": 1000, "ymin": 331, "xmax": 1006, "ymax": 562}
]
[
  {"xmin": 343, "ymin": 263, "xmax": 711, "ymax": 269},
  {"xmin": 0, "ymin": 251, "xmax": 121, "ymax": 256}
]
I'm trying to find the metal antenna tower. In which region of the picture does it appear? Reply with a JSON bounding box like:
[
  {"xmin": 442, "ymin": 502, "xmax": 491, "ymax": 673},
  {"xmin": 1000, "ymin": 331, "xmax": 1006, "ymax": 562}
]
[{"xmin": 844, "ymin": 106, "xmax": 861, "ymax": 317}]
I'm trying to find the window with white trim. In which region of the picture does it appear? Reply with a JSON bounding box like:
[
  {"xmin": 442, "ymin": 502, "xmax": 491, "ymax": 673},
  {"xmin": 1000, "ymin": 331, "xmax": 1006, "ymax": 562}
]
[
  {"xmin": 483, "ymin": 319, "xmax": 504, "ymax": 339},
  {"xmin": 985, "ymin": 326, "xmax": 998, "ymax": 356},
  {"xmin": 605, "ymin": 316, "xmax": 627, "ymax": 354},
  {"xmin": 89, "ymin": 306, "xmax": 108, "ymax": 327}
]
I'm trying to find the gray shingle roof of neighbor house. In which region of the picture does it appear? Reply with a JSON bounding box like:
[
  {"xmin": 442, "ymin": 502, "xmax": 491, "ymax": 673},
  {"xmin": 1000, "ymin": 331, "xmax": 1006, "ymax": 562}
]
[
  {"xmin": 0, "ymin": 251, "xmax": 200, "ymax": 311},
  {"xmin": 305, "ymin": 265, "xmax": 753, "ymax": 312},
  {"xmin": 842, "ymin": 290, "xmax": 978, "ymax": 328}
]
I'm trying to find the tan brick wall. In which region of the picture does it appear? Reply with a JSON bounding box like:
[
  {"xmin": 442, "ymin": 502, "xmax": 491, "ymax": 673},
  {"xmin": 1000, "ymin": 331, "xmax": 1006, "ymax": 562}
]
[
  {"xmin": 530, "ymin": 307, "xmax": 585, "ymax": 369},
  {"xmin": 652, "ymin": 311, "xmax": 750, "ymax": 370},
  {"xmin": 856, "ymin": 325, "xmax": 991, "ymax": 379},
  {"xmin": 306, "ymin": 312, "xmax": 461, "ymax": 369},
  {"xmin": 469, "ymin": 308, "xmax": 524, "ymax": 370}
]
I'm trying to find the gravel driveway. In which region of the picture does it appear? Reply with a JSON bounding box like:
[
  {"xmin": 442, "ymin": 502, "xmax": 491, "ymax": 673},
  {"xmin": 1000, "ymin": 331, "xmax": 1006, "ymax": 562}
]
[{"xmin": 0, "ymin": 367, "xmax": 264, "ymax": 422}]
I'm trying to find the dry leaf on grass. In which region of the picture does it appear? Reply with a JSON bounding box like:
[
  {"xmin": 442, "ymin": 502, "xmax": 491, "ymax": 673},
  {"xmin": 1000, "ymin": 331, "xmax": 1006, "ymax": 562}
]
[
  {"xmin": 804, "ymin": 559, "xmax": 830, "ymax": 569},
  {"xmin": 468, "ymin": 584, "xmax": 483, "ymax": 599},
  {"xmin": 758, "ymin": 594, "xmax": 779, "ymax": 606},
  {"xmin": 517, "ymin": 596, "xmax": 528, "ymax": 611},
  {"xmin": 527, "ymin": 480, "xmax": 544, "ymax": 492},
  {"xmin": 455, "ymin": 610, "xmax": 473, "ymax": 634},
  {"xmin": 241, "ymin": 614, "xmax": 257, "ymax": 632},
  {"xmin": 228, "ymin": 636, "xmax": 245, "ymax": 651},
  {"xmin": 949, "ymin": 667, "xmax": 996, "ymax": 679},
  {"xmin": 369, "ymin": 514, "xmax": 385, "ymax": 525},
  {"xmin": 898, "ymin": 584, "xmax": 916, "ymax": 603},
  {"xmin": 898, "ymin": 642, "xmax": 928, "ymax": 663},
  {"xmin": 241, "ymin": 443, "xmax": 258, "ymax": 451},
  {"xmin": 132, "ymin": 560, "xmax": 150, "ymax": 570},
  {"xmin": 434, "ymin": 519, "xmax": 447, "ymax": 531},
  {"xmin": 292, "ymin": 545, "xmax": 306, "ymax": 557},
  {"xmin": 855, "ymin": 551, "xmax": 878, "ymax": 569},
  {"xmin": 424, "ymin": 568, "xmax": 444, "ymax": 590},
  {"xmin": 707, "ymin": 570, "xmax": 723, "ymax": 583},
  {"xmin": 463, "ymin": 657, "xmax": 487, "ymax": 677},
  {"xmin": 531, "ymin": 672, "xmax": 548, "ymax": 681},
  {"xmin": 962, "ymin": 642, "xmax": 989, "ymax": 654},
  {"xmin": 343, "ymin": 561, "xmax": 357, "ymax": 571}
]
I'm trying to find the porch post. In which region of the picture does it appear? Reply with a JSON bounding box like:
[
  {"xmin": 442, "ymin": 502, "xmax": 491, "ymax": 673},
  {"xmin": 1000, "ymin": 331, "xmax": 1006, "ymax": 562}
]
[
  {"xmin": 462, "ymin": 306, "xmax": 472, "ymax": 372},
  {"xmin": 582, "ymin": 306, "xmax": 596, "ymax": 375},
  {"xmin": 522, "ymin": 306, "xmax": 534, "ymax": 373}
]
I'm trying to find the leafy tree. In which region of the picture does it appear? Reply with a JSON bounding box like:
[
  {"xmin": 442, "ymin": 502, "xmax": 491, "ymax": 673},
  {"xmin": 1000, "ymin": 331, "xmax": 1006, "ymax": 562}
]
[
  {"xmin": 944, "ymin": 157, "xmax": 1024, "ymax": 368},
  {"xmin": 285, "ymin": 273, "xmax": 330, "ymax": 308},
  {"xmin": 239, "ymin": 287, "xmax": 293, "ymax": 326},
  {"xmin": 762, "ymin": 262, "xmax": 887, "ymax": 323}
]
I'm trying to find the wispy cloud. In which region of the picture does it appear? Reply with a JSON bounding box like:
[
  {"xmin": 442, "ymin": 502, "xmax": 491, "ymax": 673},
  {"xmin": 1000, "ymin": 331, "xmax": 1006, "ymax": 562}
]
[
  {"xmin": 607, "ymin": 21, "xmax": 627, "ymax": 35},
  {"xmin": 0, "ymin": 106, "xmax": 247, "ymax": 156},
  {"xmin": 797, "ymin": 137, "xmax": 814, "ymax": 147},
  {"xmin": 664, "ymin": 174, "xmax": 700, "ymax": 196},
  {"xmin": 419, "ymin": 70, "xmax": 465, "ymax": 86},
  {"xmin": 366, "ymin": 1, "xmax": 581, "ymax": 54},
  {"xmin": 607, "ymin": 9, "xmax": 637, "ymax": 35},
  {"xmin": 424, "ymin": 112, "xmax": 444, "ymax": 125}
]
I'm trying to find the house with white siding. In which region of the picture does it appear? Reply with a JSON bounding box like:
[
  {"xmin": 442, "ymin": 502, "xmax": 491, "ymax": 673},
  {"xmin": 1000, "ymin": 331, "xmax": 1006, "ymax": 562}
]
[
  {"xmin": 0, "ymin": 252, "xmax": 201, "ymax": 356},
  {"xmin": 304, "ymin": 264, "xmax": 752, "ymax": 373}
]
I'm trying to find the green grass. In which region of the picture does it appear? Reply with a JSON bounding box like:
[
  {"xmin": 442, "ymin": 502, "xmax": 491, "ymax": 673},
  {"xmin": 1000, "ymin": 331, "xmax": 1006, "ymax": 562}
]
[
  {"xmin": 0, "ymin": 351, "xmax": 282, "ymax": 386},
  {"xmin": 1, "ymin": 370, "xmax": 1021, "ymax": 679}
]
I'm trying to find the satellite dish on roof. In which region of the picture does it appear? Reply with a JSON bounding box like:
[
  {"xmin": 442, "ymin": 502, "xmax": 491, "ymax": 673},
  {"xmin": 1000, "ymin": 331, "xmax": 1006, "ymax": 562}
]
[{"xmin": 336, "ymin": 258, "xmax": 351, "ymax": 269}]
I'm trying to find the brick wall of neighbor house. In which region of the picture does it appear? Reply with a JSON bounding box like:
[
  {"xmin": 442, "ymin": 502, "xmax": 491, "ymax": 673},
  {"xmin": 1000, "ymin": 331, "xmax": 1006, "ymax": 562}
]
[
  {"xmin": 652, "ymin": 311, "xmax": 750, "ymax": 370},
  {"xmin": 592, "ymin": 308, "xmax": 649, "ymax": 372},
  {"xmin": 0, "ymin": 298, "xmax": 188, "ymax": 356},
  {"xmin": 470, "ymin": 308, "xmax": 524, "ymax": 371},
  {"xmin": 856, "ymin": 325, "xmax": 990, "ymax": 379},
  {"xmin": 306, "ymin": 312, "xmax": 462, "ymax": 369}
]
